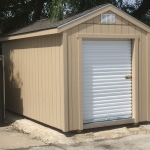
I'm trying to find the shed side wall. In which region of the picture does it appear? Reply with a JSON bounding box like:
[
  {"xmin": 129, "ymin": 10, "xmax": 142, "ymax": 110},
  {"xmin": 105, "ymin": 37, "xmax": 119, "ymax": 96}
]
[
  {"xmin": 66, "ymin": 11, "xmax": 149, "ymax": 131},
  {"xmin": 2, "ymin": 34, "xmax": 66, "ymax": 131}
]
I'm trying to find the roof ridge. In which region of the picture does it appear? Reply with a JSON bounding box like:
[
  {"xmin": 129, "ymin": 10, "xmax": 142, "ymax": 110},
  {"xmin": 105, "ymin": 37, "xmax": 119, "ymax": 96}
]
[
  {"xmin": 36, "ymin": 18, "xmax": 50, "ymax": 22},
  {"xmin": 1, "ymin": 3, "xmax": 150, "ymax": 37},
  {"xmin": 1, "ymin": 4, "xmax": 109, "ymax": 36}
]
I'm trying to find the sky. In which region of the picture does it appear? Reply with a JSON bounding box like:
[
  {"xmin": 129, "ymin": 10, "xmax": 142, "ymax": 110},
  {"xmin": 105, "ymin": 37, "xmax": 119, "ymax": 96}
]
[
  {"xmin": 124, "ymin": 0, "xmax": 135, "ymax": 3},
  {"xmin": 124, "ymin": 0, "xmax": 142, "ymax": 4}
]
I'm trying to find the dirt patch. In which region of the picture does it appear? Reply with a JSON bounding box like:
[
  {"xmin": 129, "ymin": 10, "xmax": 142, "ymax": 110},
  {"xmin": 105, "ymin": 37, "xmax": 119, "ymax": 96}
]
[
  {"xmin": 6, "ymin": 111, "xmax": 150, "ymax": 145},
  {"xmin": 100, "ymin": 144, "xmax": 114, "ymax": 149},
  {"xmin": 0, "ymin": 126, "xmax": 46, "ymax": 150}
]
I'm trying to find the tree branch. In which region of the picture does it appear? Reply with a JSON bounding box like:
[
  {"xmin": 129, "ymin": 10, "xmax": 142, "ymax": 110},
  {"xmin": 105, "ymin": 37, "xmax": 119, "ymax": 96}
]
[
  {"xmin": 32, "ymin": 0, "xmax": 48, "ymax": 22},
  {"xmin": 131, "ymin": 0, "xmax": 150, "ymax": 18}
]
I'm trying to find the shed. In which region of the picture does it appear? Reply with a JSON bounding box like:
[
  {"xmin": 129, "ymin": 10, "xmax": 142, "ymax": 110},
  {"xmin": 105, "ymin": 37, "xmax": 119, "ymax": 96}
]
[{"xmin": 0, "ymin": 4, "xmax": 150, "ymax": 132}]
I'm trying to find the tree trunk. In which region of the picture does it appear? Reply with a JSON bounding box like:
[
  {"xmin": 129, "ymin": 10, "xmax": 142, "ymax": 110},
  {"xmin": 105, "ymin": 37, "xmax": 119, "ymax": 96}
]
[{"xmin": 32, "ymin": 0, "xmax": 47, "ymax": 22}]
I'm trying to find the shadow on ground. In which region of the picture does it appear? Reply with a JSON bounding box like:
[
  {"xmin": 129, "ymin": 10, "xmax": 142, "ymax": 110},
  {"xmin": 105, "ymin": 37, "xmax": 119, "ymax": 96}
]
[{"xmin": 5, "ymin": 110, "xmax": 150, "ymax": 138}]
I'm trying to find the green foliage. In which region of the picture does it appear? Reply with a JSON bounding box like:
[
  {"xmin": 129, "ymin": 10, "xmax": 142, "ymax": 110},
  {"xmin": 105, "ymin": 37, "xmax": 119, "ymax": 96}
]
[
  {"xmin": 48, "ymin": 0, "xmax": 150, "ymax": 26},
  {"xmin": 0, "ymin": 0, "xmax": 33, "ymax": 33},
  {"xmin": 49, "ymin": 0, "xmax": 66, "ymax": 21},
  {"xmin": 49, "ymin": 0, "xmax": 118, "ymax": 21},
  {"xmin": 68, "ymin": 0, "xmax": 117, "ymax": 13},
  {"xmin": 0, "ymin": 0, "xmax": 50, "ymax": 34},
  {"xmin": 0, "ymin": 0, "xmax": 150, "ymax": 34}
]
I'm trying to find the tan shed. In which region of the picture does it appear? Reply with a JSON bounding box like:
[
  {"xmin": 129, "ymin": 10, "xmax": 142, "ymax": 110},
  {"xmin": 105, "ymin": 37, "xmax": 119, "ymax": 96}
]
[{"xmin": 1, "ymin": 4, "xmax": 150, "ymax": 132}]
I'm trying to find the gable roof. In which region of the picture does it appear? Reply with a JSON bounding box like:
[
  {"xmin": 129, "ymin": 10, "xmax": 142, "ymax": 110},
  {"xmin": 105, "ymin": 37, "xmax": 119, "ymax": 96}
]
[
  {"xmin": 3, "ymin": 4, "xmax": 108, "ymax": 37},
  {"xmin": 1, "ymin": 4, "xmax": 150, "ymax": 41}
]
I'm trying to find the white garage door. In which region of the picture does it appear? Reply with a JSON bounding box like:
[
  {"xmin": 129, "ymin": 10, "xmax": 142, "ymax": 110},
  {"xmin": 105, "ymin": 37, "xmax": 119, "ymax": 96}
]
[{"xmin": 82, "ymin": 40, "xmax": 132, "ymax": 124}]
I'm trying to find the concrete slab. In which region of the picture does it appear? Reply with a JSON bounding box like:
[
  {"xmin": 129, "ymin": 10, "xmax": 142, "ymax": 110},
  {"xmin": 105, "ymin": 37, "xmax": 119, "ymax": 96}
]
[
  {"xmin": 0, "ymin": 126, "xmax": 46, "ymax": 150},
  {"xmin": 13, "ymin": 133, "xmax": 150, "ymax": 150}
]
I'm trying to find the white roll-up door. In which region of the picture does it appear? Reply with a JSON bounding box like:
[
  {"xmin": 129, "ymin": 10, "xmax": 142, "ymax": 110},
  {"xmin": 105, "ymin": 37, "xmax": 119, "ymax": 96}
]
[{"xmin": 82, "ymin": 40, "xmax": 132, "ymax": 124}]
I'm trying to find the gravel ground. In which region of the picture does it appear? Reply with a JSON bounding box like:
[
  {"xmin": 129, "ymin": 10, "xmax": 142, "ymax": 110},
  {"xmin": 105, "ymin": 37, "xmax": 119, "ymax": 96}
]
[
  {"xmin": 5, "ymin": 111, "xmax": 150, "ymax": 145},
  {"xmin": 9, "ymin": 134, "xmax": 150, "ymax": 150},
  {"xmin": 1, "ymin": 111, "xmax": 150, "ymax": 150},
  {"xmin": 0, "ymin": 126, "xmax": 46, "ymax": 150}
]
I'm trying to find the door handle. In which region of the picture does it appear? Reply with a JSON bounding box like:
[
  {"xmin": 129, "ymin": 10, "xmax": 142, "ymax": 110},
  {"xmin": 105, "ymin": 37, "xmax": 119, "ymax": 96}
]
[{"xmin": 125, "ymin": 75, "xmax": 132, "ymax": 79}]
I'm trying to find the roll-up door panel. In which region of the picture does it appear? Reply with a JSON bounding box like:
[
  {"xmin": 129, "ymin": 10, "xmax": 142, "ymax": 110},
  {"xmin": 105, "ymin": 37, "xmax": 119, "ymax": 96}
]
[{"xmin": 82, "ymin": 40, "xmax": 132, "ymax": 124}]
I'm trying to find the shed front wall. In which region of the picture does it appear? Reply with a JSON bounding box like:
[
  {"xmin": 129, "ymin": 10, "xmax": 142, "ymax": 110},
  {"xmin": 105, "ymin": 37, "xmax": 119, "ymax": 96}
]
[
  {"xmin": 66, "ymin": 11, "xmax": 150, "ymax": 131},
  {"xmin": 2, "ymin": 34, "xmax": 67, "ymax": 131}
]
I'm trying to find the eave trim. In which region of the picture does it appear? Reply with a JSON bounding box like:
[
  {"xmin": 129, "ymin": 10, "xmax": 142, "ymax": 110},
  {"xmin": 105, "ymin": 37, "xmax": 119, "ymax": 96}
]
[
  {"xmin": 0, "ymin": 28, "xmax": 58, "ymax": 42},
  {"xmin": 58, "ymin": 4, "xmax": 150, "ymax": 33},
  {"xmin": 58, "ymin": 4, "xmax": 110, "ymax": 29}
]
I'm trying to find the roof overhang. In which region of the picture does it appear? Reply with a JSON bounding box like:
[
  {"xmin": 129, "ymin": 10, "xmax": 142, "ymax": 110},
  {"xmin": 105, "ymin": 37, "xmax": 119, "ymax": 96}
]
[
  {"xmin": 0, "ymin": 28, "xmax": 58, "ymax": 42},
  {"xmin": 57, "ymin": 4, "xmax": 150, "ymax": 33},
  {"xmin": 1, "ymin": 4, "xmax": 150, "ymax": 42},
  {"xmin": 57, "ymin": 4, "xmax": 111, "ymax": 32}
]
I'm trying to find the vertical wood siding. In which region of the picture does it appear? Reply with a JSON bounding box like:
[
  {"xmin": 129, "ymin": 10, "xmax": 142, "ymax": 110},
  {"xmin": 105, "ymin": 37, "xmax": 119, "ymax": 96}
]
[
  {"xmin": 66, "ymin": 11, "xmax": 149, "ymax": 131},
  {"xmin": 2, "ymin": 34, "xmax": 66, "ymax": 131},
  {"xmin": 147, "ymin": 33, "xmax": 150, "ymax": 121},
  {"xmin": 2, "ymin": 10, "xmax": 150, "ymax": 132}
]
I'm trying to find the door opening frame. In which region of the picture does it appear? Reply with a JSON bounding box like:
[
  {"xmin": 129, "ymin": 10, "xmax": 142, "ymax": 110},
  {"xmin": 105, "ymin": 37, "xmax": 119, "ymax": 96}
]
[{"xmin": 77, "ymin": 34, "xmax": 140, "ymax": 130}]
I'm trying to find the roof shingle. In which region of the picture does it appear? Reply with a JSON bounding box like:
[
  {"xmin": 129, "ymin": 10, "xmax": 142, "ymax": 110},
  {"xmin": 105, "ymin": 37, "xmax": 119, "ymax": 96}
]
[{"xmin": 3, "ymin": 4, "xmax": 108, "ymax": 36}]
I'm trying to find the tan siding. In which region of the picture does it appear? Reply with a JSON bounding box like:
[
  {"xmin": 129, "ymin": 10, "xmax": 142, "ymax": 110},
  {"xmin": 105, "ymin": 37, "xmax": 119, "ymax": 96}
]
[
  {"xmin": 49, "ymin": 35, "xmax": 53, "ymax": 125},
  {"xmin": 34, "ymin": 38, "xmax": 39, "ymax": 121},
  {"xmin": 61, "ymin": 31, "xmax": 69, "ymax": 131},
  {"xmin": 135, "ymin": 27, "xmax": 142, "ymax": 120},
  {"xmin": 116, "ymin": 15, "xmax": 122, "ymax": 24},
  {"xmin": 147, "ymin": 33, "xmax": 150, "ymax": 121},
  {"xmin": 107, "ymin": 10, "xmax": 113, "ymax": 14},
  {"xmin": 101, "ymin": 25, "xmax": 109, "ymax": 34},
  {"xmin": 141, "ymin": 30, "xmax": 148, "ymax": 121},
  {"xmin": 86, "ymin": 19, "xmax": 94, "ymax": 33},
  {"xmin": 109, "ymin": 25, "xmax": 115, "ymax": 34},
  {"xmin": 115, "ymin": 15, "xmax": 122, "ymax": 34},
  {"xmin": 121, "ymin": 19, "xmax": 129, "ymax": 34},
  {"xmin": 128, "ymin": 22, "xmax": 136, "ymax": 34},
  {"xmin": 93, "ymin": 17, "xmax": 101, "ymax": 33},
  {"xmin": 56, "ymin": 34, "xmax": 61, "ymax": 129},
  {"xmin": 67, "ymin": 29, "xmax": 73, "ymax": 131},
  {"xmin": 70, "ymin": 26, "xmax": 79, "ymax": 130},
  {"xmin": 94, "ymin": 24, "xmax": 101, "ymax": 33},
  {"xmin": 66, "ymin": 12, "xmax": 150, "ymax": 131},
  {"xmin": 93, "ymin": 16, "xmax": 100, "ymax": 24},
  {"xmin": 2, "ymin": 8, "xmax": 150, "ymax": 132},
  {"xmin": 2, "ymin": 34, "xmax": 66, "ymax": 131},
  {"xmin": 79, "ymin": 24, "xmax": 86, "ymax": 33}
]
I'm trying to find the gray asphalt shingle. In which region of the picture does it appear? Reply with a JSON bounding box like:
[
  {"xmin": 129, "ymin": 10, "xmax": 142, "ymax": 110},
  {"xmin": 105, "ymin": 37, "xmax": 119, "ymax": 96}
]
[{"xmin": 3, "ymin": 4, "xmax": 108, "ymax": 36}]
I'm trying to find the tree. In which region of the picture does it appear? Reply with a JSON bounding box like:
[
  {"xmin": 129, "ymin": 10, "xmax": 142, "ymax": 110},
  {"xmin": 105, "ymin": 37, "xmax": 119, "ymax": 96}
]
[
  {"xmin": 119, "ymin": 0, "xmax": 150, "ymax": 25},
  {"xmin": 0, "ymin": 0, "xmax": 150, "ymax": 35},
  {"xmin": 32, "ymin": 0, "xmax": 49, "ymax": 21},
  {"xmin": 131, "ymin": 0, "xmax": 150, "ymax": 18},
  {"xmin": 132, "ymin": 0, "xmax": 150, "ymax": 25},
  {"xmin": 49, "ymin": 0, "xmax": 150, "ymax": 26},
  {"xmin": 49, "ymin": 0, "xmax": 118, "ymax": 21},
  {"xmin": 0, "ymin": 0, "xmax": 50, "ymax": 34}
]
